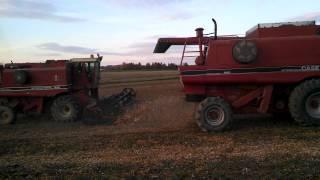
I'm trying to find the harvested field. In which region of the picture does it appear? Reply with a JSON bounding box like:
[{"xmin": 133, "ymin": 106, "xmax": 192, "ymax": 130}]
[
  {"xmin": 100, "ymin": 70, "xmax": 179, "ymax": 85},
  {"xmin": 0, "ymin": 70, "xmax": 319, "ymax": 179}
]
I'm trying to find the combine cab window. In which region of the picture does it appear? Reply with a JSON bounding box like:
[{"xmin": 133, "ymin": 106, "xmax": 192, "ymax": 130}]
[
  {"xmin": 74, "ymin": 63, "xmax": 82, "ymax": 73},
  {"xmin": 84, "ymin": 62, "xmax": 95, "ymax": 73},
  {"xmin": 95, "ymin": 61, "xmax": 101, "ymax": 81},
  {"xmin": 71, "ymin": 60, "xmax": 100, "ymax": 83},
  {"xmin": 89, "ymin": 63, "xmax": 95, "ymax": 73},
  {"xmin": 84, "ymin": 62, "xmax": 95, "ymax": 79}
]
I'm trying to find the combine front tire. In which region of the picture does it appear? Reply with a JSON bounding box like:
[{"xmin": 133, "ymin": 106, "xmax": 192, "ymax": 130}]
[
  {"xmin": 51, "ymin": 95, "xmax": 81, "ymax": 122},
  {"xmin": 195, "ymin": 97, "xmax": 233, "ymax": 132},
  {"xmin": 0, "ymin": 106, "xmax": 15, "ymax": 125},
  {"xmin": 289, "ymin": 79, "xmax": 320, "ymax": 126}
]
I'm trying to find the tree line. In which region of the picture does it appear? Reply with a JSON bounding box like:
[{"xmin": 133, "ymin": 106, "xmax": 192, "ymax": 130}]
[{"xmin": 102, "ymin": 62, "xmax": 187, "ymax": 71}]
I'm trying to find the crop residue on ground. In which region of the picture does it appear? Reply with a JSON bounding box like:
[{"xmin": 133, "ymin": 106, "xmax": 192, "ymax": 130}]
[{"xmin": 0, "ymin": 71, "xmax": 319, "ymax": 179}]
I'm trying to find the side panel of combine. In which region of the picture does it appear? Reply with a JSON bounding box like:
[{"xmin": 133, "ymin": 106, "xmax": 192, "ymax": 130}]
[
  {"xmin": 0, "ymin": 61, "xmax": 72, "ymax": 124},
  {"xmin": 155, "ymin": 19, "xmax": 320, "ymax": 132},
  {"xmin": 180, "ymin": 36, "xmax": 320, "ymax": 88},
  {"xmin": 0, "ymin": 56, "xmax": 136, "ymax": 125},
  {"xmin": 0, "ymin": 61, "xmax": 70, "ymax": 97}
]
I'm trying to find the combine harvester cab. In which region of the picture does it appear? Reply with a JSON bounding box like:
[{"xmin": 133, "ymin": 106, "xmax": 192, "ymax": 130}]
[
  {"xmin": 154, "ymin": 18, "xmax": 320, "ymax": 132},
  {"xmin": 0, "ymin": 55, "xmax": 135, "ymax": 125}
]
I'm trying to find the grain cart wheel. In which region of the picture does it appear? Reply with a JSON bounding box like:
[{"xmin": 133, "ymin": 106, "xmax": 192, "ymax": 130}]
[
  {"xmin": 195, "ymin": 97, "xmax": 233, "ymax": 132},
  {"xmin": 0, "ymin": 106, "xmax": 15, "ymax": 125},
  {"xmin": 289, "ymin": 79, "xmax": 320, "ymax": 126},
  {"xmin": 50, "ymin": 95, "xmax": 81, "ymax": 122}
]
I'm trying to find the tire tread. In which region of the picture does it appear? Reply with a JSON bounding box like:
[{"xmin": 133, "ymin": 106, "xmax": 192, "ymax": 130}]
[
  {"xmin": 51, "ymin": 95, "xmax": 81, "ymax": 122},
  {"xmin": 195, "ymin": 97, "xmax": 233, "ymax": 132},
  {"xmin": 289, "ymin": 79, "xmax": 320, "ymax": 126}
]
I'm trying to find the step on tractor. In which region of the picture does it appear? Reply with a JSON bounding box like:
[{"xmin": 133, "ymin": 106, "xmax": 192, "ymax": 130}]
[
  {"xmin": 154, "ymin": 18, "xmax": 320, "ymax": 132},
  {"xmin": 0, "ymin": 55, "xmax": 135, "ymax": 124}
]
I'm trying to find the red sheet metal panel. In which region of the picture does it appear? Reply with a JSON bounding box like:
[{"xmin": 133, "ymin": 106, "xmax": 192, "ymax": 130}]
[{"xmin": 0, "ymin": 61, "xmax": 70, "ymax": 96}]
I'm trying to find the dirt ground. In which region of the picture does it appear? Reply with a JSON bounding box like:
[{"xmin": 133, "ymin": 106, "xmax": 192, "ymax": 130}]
[{"xmin": 0, "ymin": 71, "xmax": 319, "ymax": 179}]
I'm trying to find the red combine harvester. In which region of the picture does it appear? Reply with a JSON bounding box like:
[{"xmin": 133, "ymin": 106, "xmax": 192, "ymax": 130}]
[
  {"xmin": 154, "ymin": 19, "xmax": 320, "ymax": 132},
  {"xmin": 0, "ymin": 55, "xmax": 135, "ymax": 124}
]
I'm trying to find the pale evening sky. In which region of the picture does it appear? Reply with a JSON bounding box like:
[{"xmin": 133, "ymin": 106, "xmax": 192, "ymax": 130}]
[{"xmin": 0, "ymin": 0, "xmax": 319, "ymax": 65}]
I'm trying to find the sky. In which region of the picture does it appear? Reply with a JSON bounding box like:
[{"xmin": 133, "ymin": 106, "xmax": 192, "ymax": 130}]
[{"xmin": 0, "ymin": 0, "xmax": 320, "ymax": 65}]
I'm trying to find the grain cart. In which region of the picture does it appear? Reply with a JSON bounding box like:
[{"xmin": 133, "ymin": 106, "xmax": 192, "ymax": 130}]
[
  {"xmin": 0, "ymin": 55, "xmax": 135, "ymax": 124},
  {"xmin": 154, "ymin": 18, "xmax": 320, "ymax": 132}
]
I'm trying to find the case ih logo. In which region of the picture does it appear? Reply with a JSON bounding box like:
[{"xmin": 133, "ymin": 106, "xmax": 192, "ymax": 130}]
[
  {"xmin": 302, "ymin": 65, "xmax": 320, "ymax": 71},
  {"xmin": 282, "ymin": 65, "xmax": 320, "ymax": 72}
]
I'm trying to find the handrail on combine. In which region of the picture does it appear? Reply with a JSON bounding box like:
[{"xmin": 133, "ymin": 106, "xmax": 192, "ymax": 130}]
[
  {"xmin": 180, "ymin": 42, "xmax": 187, "ymax": 65},
  {"xmin": 180, "ymin": 43, "xmax": 201, "ymax": 66},
  {"xmin": 180, "ymin": 18, "xmax": 218, "ymax": 66}
]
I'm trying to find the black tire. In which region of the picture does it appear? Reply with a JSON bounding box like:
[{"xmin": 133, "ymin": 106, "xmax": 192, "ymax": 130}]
[
  {"xmin": 0, "ymin": 98, "xmax": 9, "ymax": 106},
  {"xmin": 272, "ymin": 99, "xmax": 292, "ymax": 120},
  {"xmin": 0, "ymin": 106, "xmax": 15, "ymax": 125},
  {"xmin": 50, "ymin": 95, "xmax": 81, "ymax": 122},
  {"xmin": 42, "ymin": 99, "xmax": 53, "ymax": 120},
  {"xmin": 195, "ymin": 97, "xmax": 233, "ymax": 132},
  {"xmin": 289, "ymin": 79, "xmax": 320, "ymax": 126},
  {"xmin": 185, "ymin": 94, "xmax": 204, "ymax": 102}
]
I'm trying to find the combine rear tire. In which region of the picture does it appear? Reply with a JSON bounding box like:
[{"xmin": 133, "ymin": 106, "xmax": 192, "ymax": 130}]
[
  {"xmin": 0, "ymin": 106, "xmax": 15, "ymax": 125},
  {"xmin": 289, "ymin": 79, "xmax": 320, "ymax": 126},
  {"xmin": 195, "ymin": 97, "xmax": 233, "ymax": 132},
  {"xmin": 51, "ymin": 95, "xmax": 81, "ymax": 122},
  {"xmin": 185, "ymin": 94, "xmax": 204, "ymax": 102}
]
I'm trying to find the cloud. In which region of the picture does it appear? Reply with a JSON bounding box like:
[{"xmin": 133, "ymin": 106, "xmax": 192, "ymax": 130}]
[
  {"xmin": 37, "ymin": 42, "xmax": 166, "ymax": 57},
  {"xmin": 33, "ymin": 52, "xmax": 62, "ymax": 57},
  {"xmin": 163, "ymin": 11, "xmax": 193, "ymax": 21},
  {"xmin": 146, "ymin": 35, "xmax": 170, "ymax": 40},
  {"xmin": 288, "ymin": 12, "xmax": 320, "ymax": 22},
  {"xmin": 126, "ymin": 41, "xmax": 184, "ymax": 56},
  {"xmin": 127, "ymin": 42, "xmax": 156, "ymax": 49},
  {"xmin": 0, "ymin": 0, "xmax": 85, "ymax": 22},
  {"xmin": 37, "ymin": 42, "xmax": 123, "ymax": 56},
  {"xmin": 125, "ymin": 42, "xmax": 156, "ymax": 55},
  {"xmin": 38, "ymin": 43, "xmax": 100, "ymax": 54},
  {"xmin": 106, "ymin": 0, "xmax": 189, "ymax": 7},
  {"xmin": 99, "ymin": 0, "xmax": 195, "ymax": 20}
]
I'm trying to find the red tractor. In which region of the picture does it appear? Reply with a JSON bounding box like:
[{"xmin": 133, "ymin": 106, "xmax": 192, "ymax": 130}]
[
  {"xmin": 0, "ymin": 55, "xmax": 135, "ymax": 124},
  {"xmin": 154, "ymin": 19, "xmax": 320, "ymax": 132}
]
